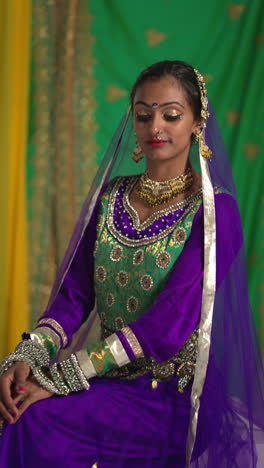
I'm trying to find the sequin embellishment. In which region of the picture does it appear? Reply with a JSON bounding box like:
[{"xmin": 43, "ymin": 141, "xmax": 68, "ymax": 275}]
[
  {"xmin": 140, "ymin": 275, "xmax": 154, "ymax": 291},
  {"xmin": 100, "ymin": 311, "xmax": 107, "ymax": 323},
  {"xmin": 93, "ymin": 240, "xmax": 99, "ymax": 257},
  {"xmin": 116, "ymin": 271, "xmax": 129, "ymax": 288},
  {"xmin": 110, "ymin": 245, "xmax": 123, "ymax": 262},
  {"xmin": 156, "ymin": 251, "xmax": 171, "ymax": 269},
  {"xmin": 173, "ymin": 227, "xmax": 187, "ymax": 244},
  {"xmin": 133, "ymin": 249, "xmax": 144, "ymax": 265},
  {"xmin": 96, "ymin": 266, "xmax": 107, "ymax": 282},
  {"xmin": 106, "ymin": 293, "xmax": 115, "ymax": 307},
  {"xmin": 127, "ymin": 296, "xmax": 138, "ymax": 314}
]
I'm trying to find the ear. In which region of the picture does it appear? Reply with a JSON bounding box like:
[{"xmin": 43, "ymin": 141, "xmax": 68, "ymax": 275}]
[{"xmin": 192, "ymin": 117, "xmax": 204, "ymax": 136}]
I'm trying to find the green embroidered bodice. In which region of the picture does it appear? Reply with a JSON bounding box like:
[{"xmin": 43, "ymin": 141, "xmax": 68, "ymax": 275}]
[{"xmin": 94, "ymin": 176, "xmax": 203, "ymax": 337}]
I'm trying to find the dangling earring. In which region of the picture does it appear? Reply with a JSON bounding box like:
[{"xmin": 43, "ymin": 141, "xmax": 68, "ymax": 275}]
[
  {"xmin": 132, "ymin": 141, "xmax": 143, "ymax": 163},
  {"xmin": 195, "ymin": 131, "xmax": 212, "ymax": 160}
]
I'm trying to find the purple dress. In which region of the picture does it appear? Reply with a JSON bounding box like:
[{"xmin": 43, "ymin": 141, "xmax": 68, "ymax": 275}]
[{"xmin": 0, "ymin": 177, "xmax": 242, "ymax": 467}]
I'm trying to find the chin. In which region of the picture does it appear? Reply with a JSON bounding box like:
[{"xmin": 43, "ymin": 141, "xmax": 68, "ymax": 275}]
[
  {"xmin": 145, "ymin": 149, "xmax": 171, "ymax": 160},
  {"xmin": 145, "ymin": 151, "xmax": 177, "ymax": 163}
]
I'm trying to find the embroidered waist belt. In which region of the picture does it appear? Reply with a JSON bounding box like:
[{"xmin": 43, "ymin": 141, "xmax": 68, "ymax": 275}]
[{"xmin": 105, "ymin": 328, "xmax": 198, "ymax": 393}]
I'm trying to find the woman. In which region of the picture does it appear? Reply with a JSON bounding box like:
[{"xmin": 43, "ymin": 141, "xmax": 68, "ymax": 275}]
[{"xmin": 0, "ymin": 61, "xmax": 263, "ymax": 467}]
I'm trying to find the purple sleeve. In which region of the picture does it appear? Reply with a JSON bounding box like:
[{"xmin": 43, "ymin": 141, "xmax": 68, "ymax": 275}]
[
  {"xmin": 128, "ymin": 193, "xmax": 243, "ymax": 363},
  {"xmin": 38, "ymin": 208, "xmax": 98, "ymax": 346}
]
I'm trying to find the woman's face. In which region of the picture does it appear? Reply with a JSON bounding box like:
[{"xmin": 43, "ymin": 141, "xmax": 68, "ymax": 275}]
[{"xmin": 133, "ymin": 75, "xmax": 201, "ymax": 164}]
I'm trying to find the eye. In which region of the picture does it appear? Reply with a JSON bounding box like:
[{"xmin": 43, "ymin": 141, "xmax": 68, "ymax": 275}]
[
  {"xmin": 163, "ymin": 110, "xmax": 182, "ymax": 122},
  {"xmin": 135, "ymin": 111, "xmax": 152, "ymax": 122}
]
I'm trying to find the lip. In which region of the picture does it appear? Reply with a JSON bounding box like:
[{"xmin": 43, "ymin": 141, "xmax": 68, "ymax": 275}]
[{"xmin": 147, "ymin": 140, "xmax": 168, "ymax": 147}]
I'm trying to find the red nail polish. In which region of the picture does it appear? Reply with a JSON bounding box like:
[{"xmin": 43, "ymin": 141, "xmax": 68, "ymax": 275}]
[{"xmin": 18, "ymin": 387, "xmax": 25, "ymax": 392}]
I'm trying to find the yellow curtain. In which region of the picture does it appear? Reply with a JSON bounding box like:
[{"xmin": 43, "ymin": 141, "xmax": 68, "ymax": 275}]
[{"xmin": 0, "ymin": 0, "xmax": 31, "ymax": 357}]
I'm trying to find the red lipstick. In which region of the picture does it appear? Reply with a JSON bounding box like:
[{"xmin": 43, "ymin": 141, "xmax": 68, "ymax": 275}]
[{"xmin": 147, "ymin": 139, "xmax": 167, "ymax": 147}]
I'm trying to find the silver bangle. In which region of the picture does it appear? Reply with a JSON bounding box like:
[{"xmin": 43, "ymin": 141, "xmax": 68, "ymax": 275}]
[
  {"xmin": 15, "ymin": 340, "xmax": 50, "ymax": 367},
  {"xmin": 60, "ymin": 355, "xmax": 89, "ymax": 392},
  {"xmin": 50, "ymin": 364, "xmax": 70, "ymax": 395},
  {"xmin": 70, "ymin": 354, "xmax": 89, "ymax": 390}
]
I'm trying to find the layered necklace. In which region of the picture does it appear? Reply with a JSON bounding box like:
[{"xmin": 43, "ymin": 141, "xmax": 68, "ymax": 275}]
[{"xmin": 136, "ymin": 167, "xmax": 193, "ymax": 207}]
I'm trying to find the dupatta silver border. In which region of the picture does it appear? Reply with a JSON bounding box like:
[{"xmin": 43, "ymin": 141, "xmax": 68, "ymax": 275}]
[{"xmin": 186, "ymin": 147, "xmax": 216, "ymax": 466}]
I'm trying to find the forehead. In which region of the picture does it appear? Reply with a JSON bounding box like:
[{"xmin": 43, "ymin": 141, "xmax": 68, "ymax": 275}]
[{"xmin": 133, "ymin": 76, "xmax": 189, "ymax": 107}]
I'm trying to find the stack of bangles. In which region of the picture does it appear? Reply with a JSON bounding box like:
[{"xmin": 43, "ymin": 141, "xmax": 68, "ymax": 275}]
[{"xmin": 0, "ymin": 337, "xmax": 91, "ymax": 395}]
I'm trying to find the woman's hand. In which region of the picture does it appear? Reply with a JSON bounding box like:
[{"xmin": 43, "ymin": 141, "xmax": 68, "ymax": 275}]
[
  {"xmin": 0, "ymin": 362, "xmax": 31, "ymax": 423},
  {"xmin": 11, "ymin": 376, "xmax": 53, "ymax": 424}
]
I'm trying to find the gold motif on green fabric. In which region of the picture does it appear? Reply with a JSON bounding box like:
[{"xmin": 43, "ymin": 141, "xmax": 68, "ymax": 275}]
[
  {"xmin": 127, "ymin": 296, "xmax": 139, "ymax": 314},
  {"xmin": 156, "ymin": 251, "xmax": 171, "ymax": 269},
  {"xmin": 88, "ymin": 340, "xmax": 117, "ymax": 375},
  {"xmin": 110, "ymin": 245, "xmax": 123, "ymax": 262},
  {"xmin": 96, "ymin": 266, "xmax": 107, "ymax": 282},
  {"xmin": 140, "ymin": 275, "xmax": 154, "ymax": 291},
  {"xmin": 173, "ymin": 227, "xmax": 187, "ymax": 244},
  {"xmin": 115, "ymin": 317, "xmax": 125, "ymax": 330},
  {"xmin": 133, "ymin": 249, "xmax": 144, "ymax": 265},
  {"xmin": 106, "ymin": 293, "xmax": 115, "ymax": 307},
  {"xmin": 116, "ymin": 271, "xmax": 129, "ymax": 288}
]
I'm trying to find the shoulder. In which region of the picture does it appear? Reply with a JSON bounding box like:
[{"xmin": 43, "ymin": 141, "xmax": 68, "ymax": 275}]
[
  {"xmin": 191, "ymin": 188, "xmax": 243, "ymax": 247},
  {"xmin": 214, "ymin": 189, "xmax": 240, "ymax": 222}
]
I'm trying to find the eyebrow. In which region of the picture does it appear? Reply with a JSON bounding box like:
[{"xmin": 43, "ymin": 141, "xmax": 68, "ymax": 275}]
[{"xmin": 134, "ymin": 100, "xmax": 185, "ymax": 109}]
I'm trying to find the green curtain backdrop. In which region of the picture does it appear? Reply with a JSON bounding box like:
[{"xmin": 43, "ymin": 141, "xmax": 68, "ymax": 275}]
[{"xmin": 28, "ymin": 0, "xmax": 264, "ymax": 351}]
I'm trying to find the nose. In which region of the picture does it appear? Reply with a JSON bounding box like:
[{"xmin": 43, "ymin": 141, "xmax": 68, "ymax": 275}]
[{"xmin": 149, "ymin": 113, "xmax": 164, "ymax": 135}]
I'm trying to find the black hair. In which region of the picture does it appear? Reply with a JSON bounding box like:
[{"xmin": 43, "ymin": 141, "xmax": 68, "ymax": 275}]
[{"xmin": 130, "ymin": 60, "xmax": 201, "ymax": 120}]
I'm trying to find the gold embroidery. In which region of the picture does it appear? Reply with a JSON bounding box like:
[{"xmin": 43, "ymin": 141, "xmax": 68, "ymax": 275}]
[
  {"xmin": 146, "ymin": 29, "xmax": 167, "ymax": 47},
  {"xmin": 126, "ymin": 296, "xmax": 138, "ymax": 314},
  {"xmin": 116, "ymin": 271, "xmax": 129, "ymax": 288},
  {"xmin": 173, "ymin": 227, "xmax": 187, "ymax": 245},
  {"xmin": 156, "ymin": 251, "xmax": 171, "ymax": 269},
  {"xmin": 115, "ymin": 317, "xmax": 125, "ymax": 330},
  {"xmin": 121, "ymin": 326, "xmax": 144, "ymax": 359},
  {"xmin": 133, "ymin": 249, "xmax": 144, "ymax": 266},
  {"xmin": 89, "ymin": 343, "xmax": 115, "ymax": 374},
  {"xmin": 140, "ymin": 275, "xmax": 154, "ymax": 290},
  {"xmin": 96, "ymin": 266, "xmax": 107, "ymax": 282},
  {"xmin": 106, "ymin": 293, "xmax": 115, "ymax": 307},
  {"xmin": 106, "ymin": 85, "xmax": 127, "ymax": 102},
  {"xmin": 110, "ymin": 245, "xmax": 123, "ymax": 262}
]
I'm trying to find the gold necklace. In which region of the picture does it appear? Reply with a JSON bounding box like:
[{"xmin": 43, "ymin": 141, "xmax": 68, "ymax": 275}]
[{"xmin": 136, "ymin": 168, "xmax": 193, "ymax": 207}]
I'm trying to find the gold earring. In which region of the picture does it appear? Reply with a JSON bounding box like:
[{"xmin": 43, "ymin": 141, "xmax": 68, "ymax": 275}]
[
  {"xmin": 132, "ymin": 141, "xmax": 143, "ymax": 163},
  {"xmin": 196, "ymin": 132, "xmax": 212, "ymax": 160}
]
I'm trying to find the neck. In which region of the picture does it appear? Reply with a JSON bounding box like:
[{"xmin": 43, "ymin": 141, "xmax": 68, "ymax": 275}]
[{"xmin": 146, "ymin": 158, "xmax": 190, "ymax": 181}]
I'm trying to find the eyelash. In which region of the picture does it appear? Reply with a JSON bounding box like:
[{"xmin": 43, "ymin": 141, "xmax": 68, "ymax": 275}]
[{"xmin": 135, "ymin": 114, "xmax": 182, "ymax": 122}]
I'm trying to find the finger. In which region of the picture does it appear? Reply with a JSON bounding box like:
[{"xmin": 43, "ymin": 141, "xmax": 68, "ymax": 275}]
[
  {"xmin": 14, "ymin": 364, "xmax": 30, "ymax": 394},
  {"xmin": 0, "ymin": 373, "xmax": 18, "ymax": 417},
  {"xmin": 13, "ymin": 392, "xmax": 26, "ymax": 406},
  {"xmin": 15, "ymin": 397, "xmax": 32, "ymax": 422},
  {"xmin": 0, "ymin": 402, "xmax": 14, "ymax": 424}
]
